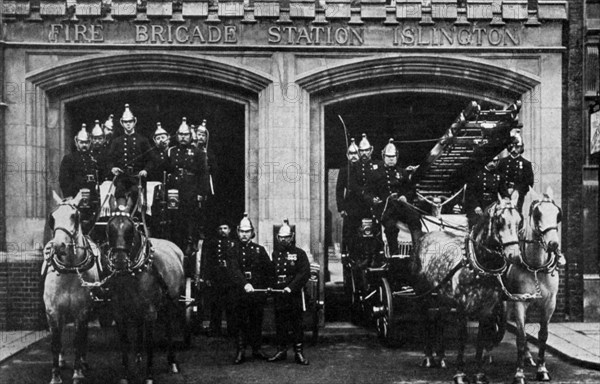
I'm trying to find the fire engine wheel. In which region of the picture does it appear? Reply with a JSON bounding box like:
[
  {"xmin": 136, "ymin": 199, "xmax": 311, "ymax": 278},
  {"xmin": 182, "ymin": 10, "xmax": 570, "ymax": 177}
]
[
  {"xmin": 183, "ymin": 277, "xmax": 193, "ymax": 348},
  {"xmin": 375, "ymin": 277, "xmax": 394, "ymax": 341}
]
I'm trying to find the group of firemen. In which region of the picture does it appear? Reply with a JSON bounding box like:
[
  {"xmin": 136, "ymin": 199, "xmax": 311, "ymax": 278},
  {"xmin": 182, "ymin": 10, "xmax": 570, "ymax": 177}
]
[
  {"xmin": 335, "ymin": 131, "xmax": 553, "ymax": 264},
  {"xmin": 58, "ymin": 104, "xmax": 313, "ymax": 366}
]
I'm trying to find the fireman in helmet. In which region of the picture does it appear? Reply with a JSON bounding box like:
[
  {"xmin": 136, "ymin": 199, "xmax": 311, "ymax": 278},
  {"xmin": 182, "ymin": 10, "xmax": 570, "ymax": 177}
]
[
  {"xmin": 497, "ymin": 135, "xmax": 534, "ymax": 216},
  {"xmin": 268, "ymin": 219, "xmax": 311, "ymax": 365},
  {"xmin": 195, "ymin": 119, "xmax": 217, "ymax": 237},
  {"xmin": 90, "ymin": 120, "xmax": 109, "ymax": 182},
  {"xmin": 59, "ymin": 124, "xmax": 99, "ymax": 231},
  {"xmin": 103, "ymin": 114, "xmax": 115, "ymax": 146},
  {"xmin": 370, "ymin": 139, "xmax": 423, "ymax": 256},
  {"xmin": 106, "ymin": 104, "xmax": 154, "ymax": 214},
  {"xmin": 350, "ymin": 133, "xmax": 382, "ymax": 220},
  {"xmin": 167, "ymin": 118, "xmax": 205, "ymax": 269},
  {"xmin": 336, "ymin": 138, "xmax": 363, "ymax": 256},
  {"xmin": 149, "ymin": 123, "xmax": 174, "ymax": 237},
  {"xmin": 227, "ymin": 213, "xmax": 275, "ymax": 364}
]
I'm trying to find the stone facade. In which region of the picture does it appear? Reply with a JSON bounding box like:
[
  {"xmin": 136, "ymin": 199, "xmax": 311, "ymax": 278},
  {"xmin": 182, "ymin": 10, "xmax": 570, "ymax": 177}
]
[{"xmin": 0, "ymin": 0, "xmax": 581, "ymax": 329}]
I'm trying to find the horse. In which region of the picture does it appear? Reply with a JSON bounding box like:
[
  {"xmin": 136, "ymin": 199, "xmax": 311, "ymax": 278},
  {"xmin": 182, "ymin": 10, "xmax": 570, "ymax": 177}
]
[
  {"xmin": 103, "ymin": 212, "xmax": 184, "ymax": 384},
  {"xmin": 506, "ymin": 187, "xmax": 562, "ymax": 384},
  {"xmin": 410, "ymin": 191, "xmax": 522, "ymax": 384},
  {"xmin": 43, "ymin": 191, "xmax": 101, "ymax": 384}
]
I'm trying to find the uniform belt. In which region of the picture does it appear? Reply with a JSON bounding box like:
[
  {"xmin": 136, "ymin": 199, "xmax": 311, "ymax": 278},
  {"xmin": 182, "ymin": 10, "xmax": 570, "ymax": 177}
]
[
  {"xmin": 218, "ymin": 260, "xmax": 227, "ymax": 268},
  {"xmin": 177, "ymin": 168, "xmax": 196, "ymax": 176},
  {"xmin": 244, "ymin": 271, "xmax": 252, "ymax": 280},
  {"xmin": 277, "ymin": 275, "xmax": 289, "ymax": 284},
  {"xmin": 85, "ymin": 174, "xmax": 96, "ymax": 183}
]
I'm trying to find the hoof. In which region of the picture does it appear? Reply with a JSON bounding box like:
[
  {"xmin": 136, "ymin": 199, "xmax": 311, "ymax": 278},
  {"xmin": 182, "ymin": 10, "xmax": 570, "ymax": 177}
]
[
  {"xmin": 453, "ymin": 373, "xmax": 470, "ymax": 384},
  {"xmin": 170, "ymin": 363, "xmax": 180, "ymax": 374},
  {"xmin": 525, "ymin": 357, "xmax": 536, "ymax": 367},
  {"xmin": 474, "ymin": 373, "xmax": 489, "ymax": 384},
  {"xmin": 50, "ymin": 374, "xmax": 63, "ymax": 384},
  {"xmin": 421, "ymin": 357, "xmax": 434, "ymax": 368},
  {"xmin": 536, "ymin": 371, "xmax": 551, "ymax": 382},
  {"xmin": 512, "ymin": 377, "xmax": 526, "ymax": 384},
  {"xmin": 439, "ymin": 358, "xmax": 448, "ymax": 369}
]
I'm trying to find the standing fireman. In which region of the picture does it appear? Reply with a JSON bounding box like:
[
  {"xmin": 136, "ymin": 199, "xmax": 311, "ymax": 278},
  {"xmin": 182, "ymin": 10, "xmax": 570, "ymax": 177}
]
[
  {"xmin": 167, "ymin": 118, "xmax": 205, "ymax": 261},
  {"xmin": 497, "ymin": 135, "xmax": 534, "ymax": 216},
  {"xmin": 336, "ymin": 138, "xmax": 362, "ymax": 255},
  {"xmin": 59, "ymin": 125, "xmax": 99, "ymax": 231},
  {"xmin": 227, "ymin": 213, "xmax": 275, "ymax": 364},
  {"xmin": 106, "ymin": 104, "xmax": 153, "ymax": 213},
  {"xmin": 200, "ymin": 221, "xmax": 236, "ymax": 337},
  {"xmin": 268, "ymin": 219, "xmax": 311, "ymax": 365}
]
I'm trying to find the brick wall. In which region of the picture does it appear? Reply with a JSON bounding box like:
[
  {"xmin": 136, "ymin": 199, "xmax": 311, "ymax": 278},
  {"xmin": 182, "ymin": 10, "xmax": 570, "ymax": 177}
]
[{"xmin": 0, "ymin": 251, "xmax": 46, "ymax": 331}]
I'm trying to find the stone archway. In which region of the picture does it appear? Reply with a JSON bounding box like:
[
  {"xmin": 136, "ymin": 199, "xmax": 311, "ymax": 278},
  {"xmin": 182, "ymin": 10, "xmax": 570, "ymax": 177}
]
[
  {"xmin": 18, "ymin": 52, "xmax": 273, "ymax": 244},
  {"xmin": 296, "ymin": 54, "xmax": 544, "ymax": 266}
]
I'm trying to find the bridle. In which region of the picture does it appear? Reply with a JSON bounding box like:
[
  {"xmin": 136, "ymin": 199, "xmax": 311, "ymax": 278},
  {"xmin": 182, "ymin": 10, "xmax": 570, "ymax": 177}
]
[
  {"xmin": 49, "ymin": 203, "xmax": 87, "ymax": 255},
  {"xmin": 491, "ymin": 203, "xmax": 521, "ymax": 250},
  {"xmin": 105, "ymin": 213, "xmax": 151, "ymax": 274}
]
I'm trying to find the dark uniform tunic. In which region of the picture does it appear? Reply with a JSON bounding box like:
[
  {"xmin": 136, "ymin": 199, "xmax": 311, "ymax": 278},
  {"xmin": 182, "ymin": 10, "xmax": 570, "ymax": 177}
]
[
  {"xmin": 106, "ymin": 131, "xmax": 154, "ymax": 206},
  {"xmin": 349, "ymin": 159, "xmax": 381, "ymax": 220},
  {"xmin": 201, "ymin": 236, "xmax": 236, "ymax": 336},
  {"xmin": 271, "ymin": 245, "xmax": 311, "ymax": 347},
  {"xmin": 465, "ymin": 166, "xmax": 501, "ymax": 228},
  {"xmin": 167, "ymin": 144, "xmax": 205, "ymax": 256},
  {"xmin": 59, "ymin": 150, "xmax": 98, "ymax": 199},
  {"xmin": 336, "ymin": 164, "xmax": 364, "ymax": 254},
  {"xmin": 59, "ymin": 150, "xmax": 99, "ymax": 233},
  {"xmin": 227, "ymin": 241, "xmax": 275, "ymax": 349},
  {"xmin": 148, "ymin": 146, "xmax": 172, "ymax": 182},
  {"xmin": 497, "ymin": 154, "xmax": 534, "ymax": 214},
  {"xmin": 369, "ymin": 164, "xmax": 421, "ymax": 256},
  {"xmin": 90, "ymin": 143, "xmax": 109, "ymax": 182}
]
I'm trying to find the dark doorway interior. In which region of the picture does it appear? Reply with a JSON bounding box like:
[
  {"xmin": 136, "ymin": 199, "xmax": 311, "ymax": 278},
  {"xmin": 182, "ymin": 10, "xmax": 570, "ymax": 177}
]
[{"xmin": 65, "ymin": 90, "xmax": 246, "ymax": 233}]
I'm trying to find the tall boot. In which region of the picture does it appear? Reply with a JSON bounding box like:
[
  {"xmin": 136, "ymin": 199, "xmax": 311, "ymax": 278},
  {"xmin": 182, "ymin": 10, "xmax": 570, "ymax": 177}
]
[
  {"xmin": 233, "ymin": 335, "xmax": 245, "ymax": 365},
  {"xmin": 267, "ymin": 346, "xmax": 287, "ymax": 362},
  {"xmin": 293, "ymin": 343, "xmax": 309, "ymax": 365}
]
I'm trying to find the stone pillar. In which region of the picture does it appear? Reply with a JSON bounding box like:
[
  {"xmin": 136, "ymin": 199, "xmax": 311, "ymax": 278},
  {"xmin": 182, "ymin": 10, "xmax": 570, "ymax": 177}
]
[{"xmin": 256, "ymin": 52, "xmax": 312, "ymax": 255}]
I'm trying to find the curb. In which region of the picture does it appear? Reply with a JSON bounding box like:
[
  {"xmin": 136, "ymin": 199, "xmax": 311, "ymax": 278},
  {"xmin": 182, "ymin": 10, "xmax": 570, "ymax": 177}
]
[
  {"xmin": 0, "ymin": 330, "xmax": 50, "ymax": 365},
  {"xmin": 506, "ymin": 323, "xmax": 600, "ymax": 371}
]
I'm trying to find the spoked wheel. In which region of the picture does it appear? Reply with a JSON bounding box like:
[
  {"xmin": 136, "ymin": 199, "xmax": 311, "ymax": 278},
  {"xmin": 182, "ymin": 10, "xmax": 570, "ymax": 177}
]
[{"xmin": 374, "ymin": 277, "xmax": 394, "ymax": 341}]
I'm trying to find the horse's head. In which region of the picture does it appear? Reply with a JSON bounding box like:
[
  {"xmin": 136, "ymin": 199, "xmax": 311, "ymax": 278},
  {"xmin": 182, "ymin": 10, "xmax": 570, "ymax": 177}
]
[
  {"xmin": 528, "ymin": 186, "xmax": 561, "ymax": 253},
  {"xmin": 490, "ymin": 191, "xmax": 522, "ymax": 263},
  {"xmin": 48, "ymin": 191, "xmax": 83, "ymax": 261},
  {"xmin": 106, "ymin": 213, "xmax": 137, "ymax": 272}
]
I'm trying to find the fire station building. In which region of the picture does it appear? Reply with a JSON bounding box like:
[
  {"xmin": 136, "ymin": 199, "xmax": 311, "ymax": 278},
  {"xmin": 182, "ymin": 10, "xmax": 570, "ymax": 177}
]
[{"xmin": 1, "ymin": 1, "xmax": 596, "ymax": 330}]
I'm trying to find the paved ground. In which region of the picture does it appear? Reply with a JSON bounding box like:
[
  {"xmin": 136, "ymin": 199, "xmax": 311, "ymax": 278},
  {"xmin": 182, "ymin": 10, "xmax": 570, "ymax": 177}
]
[{"xmin": 1, "ymin": 323, "xmax": 600, "ymax": 384}]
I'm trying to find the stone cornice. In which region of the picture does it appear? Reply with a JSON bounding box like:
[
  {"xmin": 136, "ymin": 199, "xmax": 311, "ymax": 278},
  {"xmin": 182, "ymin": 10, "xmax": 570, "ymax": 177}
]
[
  {"xmin": 296, "ymin": 54, "xmax": 540, "ymax": 94},
  {"xmin": 1, "ymin": 0, "xmax": 568, "ymax": 24},
  {"xmin": 26, "ymin": 51, "xmax": 273, "ymax": 93}
]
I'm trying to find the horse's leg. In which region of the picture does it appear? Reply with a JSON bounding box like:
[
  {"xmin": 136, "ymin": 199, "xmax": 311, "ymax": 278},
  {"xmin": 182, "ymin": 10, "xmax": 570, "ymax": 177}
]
[
  {"xmin": 473, "ymin": 313, "xmax": 493, "ymax": 384},
  {"xmin": 536, "ymin": 298, "xmax": 556, "ymax": 382},
  {"xmin": 135, "ymin": 319, "xmax": 144, "ymax": 365},
  {"xmin": 47, "ymin": 312, "xmax": 63, "ymax": 384},
  {"xmin": 420, "ymin": 304, "xmax": 435, "ymax": 368},
  {"xmin": 144, "ymin": 318, "xmax": 155, "ymax": 384},
  {"xmin": 115, "ymin": 319, "xmax": 131, "ymax": 384},
  {"xmin": 72, "ymin": 315, "xmax": 89, "ymax": 384},
  {"xmin": 453, "ymin": 311, "xmax": 469, "ymax": 384},
  {"xmin": 435, "ymin": 307, "xmax": 448, "ymax": 369},
  {"xmin": 512, "ymin": 302, "xmax": 528, "ymax": 384},
  {"xmin": 166, "ymin": 300, "xmax": 180, "ymax": 374}
]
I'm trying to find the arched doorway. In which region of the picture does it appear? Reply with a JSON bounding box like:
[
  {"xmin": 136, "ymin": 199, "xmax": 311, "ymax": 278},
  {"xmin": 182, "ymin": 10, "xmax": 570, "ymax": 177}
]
[{"xmin": 24, "ymin": 52, "xmax": 271, "ymax": 242}]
